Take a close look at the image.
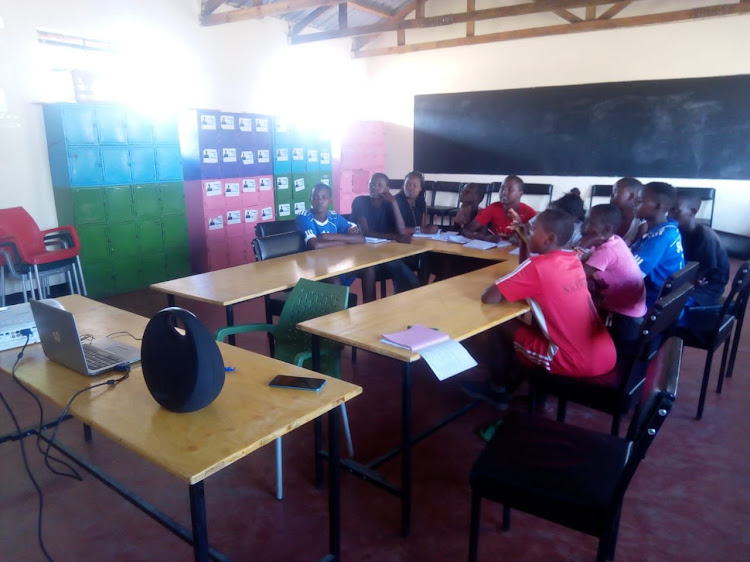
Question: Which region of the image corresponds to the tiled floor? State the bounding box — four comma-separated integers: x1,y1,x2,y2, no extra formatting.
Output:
1,263,749,561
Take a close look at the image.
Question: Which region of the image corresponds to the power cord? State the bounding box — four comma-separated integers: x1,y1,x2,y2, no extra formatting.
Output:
105,331,142,341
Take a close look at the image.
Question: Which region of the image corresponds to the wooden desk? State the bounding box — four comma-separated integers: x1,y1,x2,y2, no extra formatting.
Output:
0,295,361,561
411,237,515,261
298,262,529,536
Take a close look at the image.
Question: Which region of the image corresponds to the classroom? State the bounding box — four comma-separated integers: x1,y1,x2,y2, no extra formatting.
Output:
1,1,750,560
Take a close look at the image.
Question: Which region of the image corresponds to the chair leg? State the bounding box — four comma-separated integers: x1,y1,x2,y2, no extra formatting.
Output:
696,350,715,420
725,315,745,379
716,338,732,394
275,437,283,500
556,398,567,422
468,492,481,562
340,403,354,458
33,265,44,300
351,347,357,363
502,505,511,531
66,270,74,295
380,280,387,299
610,414,621,437
75,256,87,296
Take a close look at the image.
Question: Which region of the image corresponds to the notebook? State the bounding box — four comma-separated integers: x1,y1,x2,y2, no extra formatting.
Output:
29,300,140,376
381,324,449,351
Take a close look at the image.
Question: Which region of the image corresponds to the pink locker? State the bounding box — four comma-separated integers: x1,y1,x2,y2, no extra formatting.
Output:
202,180,224,210
223,178,241,203
240,177,260,205
204,212,226,245
227,237,246,267
257,175,275,207
225,208,244,239
352,170,370,193
206,243,229,271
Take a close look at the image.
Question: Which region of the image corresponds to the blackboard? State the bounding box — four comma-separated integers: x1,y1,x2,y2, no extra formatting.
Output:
413,75,750,180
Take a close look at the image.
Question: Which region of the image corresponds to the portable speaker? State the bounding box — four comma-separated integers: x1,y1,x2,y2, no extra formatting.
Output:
141,307,225,413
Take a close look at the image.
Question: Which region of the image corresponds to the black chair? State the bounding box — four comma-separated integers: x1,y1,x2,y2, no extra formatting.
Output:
678,259,750,419
254,219,297,239
388,178,404,193
522,183,554,211
469,335,682,562
528,282,693,436
589,184,613,208
447,183,490,220
657,261,699,299
676,187,716,227
426,181,462,226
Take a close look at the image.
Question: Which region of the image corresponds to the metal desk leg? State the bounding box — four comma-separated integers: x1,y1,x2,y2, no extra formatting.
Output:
401,362,412,537
189,481,209,562
167,294,175,307
328,405,342,560
225,305,236,346
312,335,324,487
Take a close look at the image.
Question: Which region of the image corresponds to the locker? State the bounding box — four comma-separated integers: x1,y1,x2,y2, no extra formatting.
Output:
162,213,189,248
153,116,180,145
72,188,107,224
68,147,103,186
130,147,157,183
60,105,98,145
101,147,132,185
133,184,161,217
160,182,185,214
113,257,142,293
82,261,115,299
96,106,128,144
138,219,164,253
155,146,183,181
109,222,139,257
140,252,166,286
104,185,135,223
165,246,191,279
126,111,154,144
77,223,110,262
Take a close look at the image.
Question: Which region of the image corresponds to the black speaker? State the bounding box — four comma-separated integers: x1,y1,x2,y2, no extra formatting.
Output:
141,307,225,413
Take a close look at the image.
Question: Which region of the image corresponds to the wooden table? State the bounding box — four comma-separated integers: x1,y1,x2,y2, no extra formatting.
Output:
411,236,514,261
298,262,529,536
0,295,362,561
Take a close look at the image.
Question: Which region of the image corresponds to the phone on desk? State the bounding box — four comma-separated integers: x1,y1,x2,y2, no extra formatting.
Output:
269,374,326,391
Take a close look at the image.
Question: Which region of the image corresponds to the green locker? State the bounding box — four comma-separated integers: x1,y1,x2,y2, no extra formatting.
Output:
140,252,166,286
73,188,107,224
77,223,110,262
162,213,188,248
138,218,164,253
53,188,74,226
104,185,134,223
160,182,185,214
109,222,139,257
82,261,115,298
133,184,161,217
113,257,141,293
165,246,191,279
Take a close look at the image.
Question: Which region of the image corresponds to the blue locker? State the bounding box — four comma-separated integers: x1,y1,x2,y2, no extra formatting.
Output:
273,146,291,174
68,147,102,186
155,147,183,181
220,146,240,177
236,113,254,149
101,147,132,185
126,111,154,144
153,116,180,145
197,110,220,146
218,113,237,145
253,114,273,148
96,106,128,144
130,147,157,183
61,105,98,145
319,143,332,172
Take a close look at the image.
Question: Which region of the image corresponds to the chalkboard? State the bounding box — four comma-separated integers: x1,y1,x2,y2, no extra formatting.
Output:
414,75,750,180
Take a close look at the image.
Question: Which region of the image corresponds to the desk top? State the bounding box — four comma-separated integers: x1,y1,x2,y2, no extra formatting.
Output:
0,295,362,484
150,242,424,306
412,237,515,261
298,261,530,362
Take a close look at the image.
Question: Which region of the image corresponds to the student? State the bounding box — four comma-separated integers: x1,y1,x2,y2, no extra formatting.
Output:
547,188,586,247
465,209,617,406
394,171,439,234
610,177,646,246
350,173,420,298
578,204,647,342
296,183,364,249
670,191,729,306
461,175,535,241
452,183,485,231
631,182,685,308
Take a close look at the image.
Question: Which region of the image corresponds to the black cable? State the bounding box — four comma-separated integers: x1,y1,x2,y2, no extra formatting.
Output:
105,331,142,341
0,334,54,562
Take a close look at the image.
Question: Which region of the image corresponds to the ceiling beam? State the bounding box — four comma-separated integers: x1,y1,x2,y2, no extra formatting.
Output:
349,1,392,18
552,9,583,23
292,0,627,44
202,0,341,26
467,0,475,37
201,0,226,17
586,5,597,20
339,2,348,29
599,1,632,20
290,5,333,36
352,0,420,51
353,2,750,58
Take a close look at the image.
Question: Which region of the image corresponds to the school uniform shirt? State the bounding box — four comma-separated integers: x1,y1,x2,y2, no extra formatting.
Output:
495,250,616,377
631,219,685,308
586,235,647,318
296,210,355,243
475,201,536,237
394,191,426,228
680,224,730,306
350,195,397,233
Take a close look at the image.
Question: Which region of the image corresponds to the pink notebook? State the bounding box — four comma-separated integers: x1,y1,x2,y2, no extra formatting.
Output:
381,324,450,351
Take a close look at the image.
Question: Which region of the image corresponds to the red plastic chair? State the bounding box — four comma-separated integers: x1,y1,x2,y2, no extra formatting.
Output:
0,207,87,301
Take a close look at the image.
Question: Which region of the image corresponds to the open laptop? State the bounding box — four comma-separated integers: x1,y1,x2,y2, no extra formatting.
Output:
30,300,140,376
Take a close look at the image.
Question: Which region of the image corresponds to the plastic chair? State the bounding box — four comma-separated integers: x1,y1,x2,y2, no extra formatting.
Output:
520,183,554,212
589,184,613,208
0,207,86,300
469,336,682,562
215,278,355,500
528,282,692,436
0,244,37,305
426,181,462,226
677,259,750,419
254,219,298,239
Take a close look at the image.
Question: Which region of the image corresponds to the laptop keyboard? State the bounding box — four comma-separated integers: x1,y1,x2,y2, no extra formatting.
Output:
83,346,122,370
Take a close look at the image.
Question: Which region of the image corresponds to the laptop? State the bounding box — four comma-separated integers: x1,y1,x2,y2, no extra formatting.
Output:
30,300,141,376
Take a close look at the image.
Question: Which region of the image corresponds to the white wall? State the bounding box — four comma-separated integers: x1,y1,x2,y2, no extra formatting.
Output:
362,4,750,234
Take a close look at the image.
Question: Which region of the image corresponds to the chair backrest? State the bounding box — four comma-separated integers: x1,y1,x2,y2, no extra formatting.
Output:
254,220,298,239
521,183,554,212
0,207,46,255
388,178,404,194
589,184,613,208
657,261,699,299
429,181,463,209
273,278,350,375
676,187,716,227
251,231,306,262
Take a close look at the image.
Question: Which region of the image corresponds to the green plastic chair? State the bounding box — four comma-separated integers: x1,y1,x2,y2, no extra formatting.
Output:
215,278,354,500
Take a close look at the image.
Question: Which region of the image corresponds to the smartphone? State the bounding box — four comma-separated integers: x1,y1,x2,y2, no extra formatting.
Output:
269,374,326,391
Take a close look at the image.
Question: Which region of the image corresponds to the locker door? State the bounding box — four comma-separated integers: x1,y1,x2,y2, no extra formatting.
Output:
133,184,160,217
113,257,142,294
153,117,180,145
160,182,185,214
82,261,115,299
139,252,166,286
101,147,132,185
109,222,139,257
61,105,98,145
72,188,106,224
95,106,127,144
162,213,189,248
125,111,153,144
104,185,135,223
68,147,103,186
138,218,164,253
155,146,183,181
77,223,110,262
130,147,157,183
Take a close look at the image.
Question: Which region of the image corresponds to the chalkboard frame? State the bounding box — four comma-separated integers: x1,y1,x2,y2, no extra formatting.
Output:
413,75,750,180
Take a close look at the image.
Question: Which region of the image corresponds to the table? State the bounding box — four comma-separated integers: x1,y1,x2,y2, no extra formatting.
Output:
298,262,530,535
0,295,362,561
411,236,514,261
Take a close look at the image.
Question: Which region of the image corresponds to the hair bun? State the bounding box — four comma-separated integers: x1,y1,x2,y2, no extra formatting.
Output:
569,187,581,197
